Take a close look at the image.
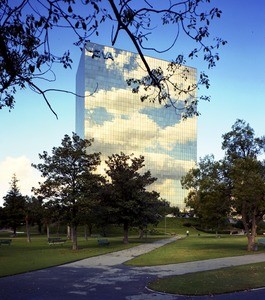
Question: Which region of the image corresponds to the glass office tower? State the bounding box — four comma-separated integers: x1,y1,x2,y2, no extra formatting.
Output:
76,42,197,209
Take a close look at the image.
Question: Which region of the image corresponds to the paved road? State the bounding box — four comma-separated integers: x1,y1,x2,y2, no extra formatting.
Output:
1,237,265,299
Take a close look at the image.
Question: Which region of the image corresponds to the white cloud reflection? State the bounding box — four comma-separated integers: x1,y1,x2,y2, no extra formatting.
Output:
80,43,197,208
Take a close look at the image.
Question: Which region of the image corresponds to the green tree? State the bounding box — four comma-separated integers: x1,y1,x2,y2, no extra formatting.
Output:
32,133,101,250
182,120,265,251
0,206,5,229
168,206,180,217
24,196,45,242
182,155,231,234
137,191,164,239
2,174,26,236
42,200,62,239
78,172,106,238
222,119,265,251
231,158,265,250
105,152,161,243
222,119,265,161
1,1,225,117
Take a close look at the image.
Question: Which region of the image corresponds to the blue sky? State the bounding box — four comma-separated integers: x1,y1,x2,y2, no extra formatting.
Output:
0,0,264,205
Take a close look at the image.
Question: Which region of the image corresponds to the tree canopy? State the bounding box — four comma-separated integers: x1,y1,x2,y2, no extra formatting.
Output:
222,119,265,250
105,152,163,243
222,119,265,160
181,155,231,233
182,120,265,251
0,0,226,117
32,133,102,250
2,174,26,236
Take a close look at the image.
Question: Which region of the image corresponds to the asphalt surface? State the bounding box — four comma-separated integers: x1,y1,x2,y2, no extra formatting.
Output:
1,236,265,300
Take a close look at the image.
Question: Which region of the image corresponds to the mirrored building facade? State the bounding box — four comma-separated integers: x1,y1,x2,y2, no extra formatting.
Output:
76,42,197,209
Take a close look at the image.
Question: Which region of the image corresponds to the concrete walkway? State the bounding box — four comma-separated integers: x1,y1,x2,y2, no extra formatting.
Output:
1,236,265,299
67,236,181,267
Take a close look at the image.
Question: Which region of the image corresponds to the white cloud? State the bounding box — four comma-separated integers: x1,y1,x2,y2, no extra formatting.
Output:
83,47,197,208
151,178,188,209
86,86,160,115
0,156,42,207
87,111,158,155
157,117,197,150
144,152,195,179
86,86,197,156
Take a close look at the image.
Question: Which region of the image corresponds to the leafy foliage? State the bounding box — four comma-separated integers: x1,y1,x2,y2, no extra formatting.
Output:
2,174,26,235
181,155,231,231
32,133,102,249
182,120,265,250
222,119,265,160
105,152,163,243
24,196,44,238
0,0,226,117
222,120,265,250
231,158,265,225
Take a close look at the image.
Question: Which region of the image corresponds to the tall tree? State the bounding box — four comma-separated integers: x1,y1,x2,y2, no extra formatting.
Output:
28,196,44,235
32,133,101,250
230,158,265,251
105,152,161,243
222,119,265,160
182,120,265,251
222,119,265,251
24,196,45,242
181,155,231,234
78,172,106,238
1,1,226,117
41,200,62,239
2,174,26,236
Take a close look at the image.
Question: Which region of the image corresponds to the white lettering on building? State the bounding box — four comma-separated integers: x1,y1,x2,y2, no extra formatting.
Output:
87,48,114,61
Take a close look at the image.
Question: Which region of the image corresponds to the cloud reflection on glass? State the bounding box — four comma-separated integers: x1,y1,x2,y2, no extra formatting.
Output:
76,42,197,209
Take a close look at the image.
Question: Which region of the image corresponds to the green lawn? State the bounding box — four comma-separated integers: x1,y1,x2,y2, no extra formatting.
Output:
0,235,164,277
126,235,254,266
148,262,265,295
2,219,265,296
125,233,265,296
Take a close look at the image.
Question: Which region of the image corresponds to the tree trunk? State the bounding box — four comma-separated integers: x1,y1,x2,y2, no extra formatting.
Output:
56,221,60,235
88,224,92,236
25,215,31,243
84,225,88,241
46,223,50,239
242,205,258,251
67,226,71,240
139,227,144,239
123,222,129,244
247,212,259,251
13,226,17,237
71,225,78,250
247,234,256,251
37,222,42,235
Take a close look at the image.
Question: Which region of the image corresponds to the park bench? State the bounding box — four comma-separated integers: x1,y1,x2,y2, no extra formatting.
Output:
258,238,265,247
48,237,67,245
0,239,12,246
98,239,110,246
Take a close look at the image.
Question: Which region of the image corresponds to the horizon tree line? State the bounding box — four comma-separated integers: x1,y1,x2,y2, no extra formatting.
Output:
1,119,264,252
0,133,168,250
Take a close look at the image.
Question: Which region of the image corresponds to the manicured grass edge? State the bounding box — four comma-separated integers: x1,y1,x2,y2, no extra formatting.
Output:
0,235,167,278
147,262,265,296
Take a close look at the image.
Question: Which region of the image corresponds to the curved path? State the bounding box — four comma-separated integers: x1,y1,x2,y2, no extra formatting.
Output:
1,236,265,300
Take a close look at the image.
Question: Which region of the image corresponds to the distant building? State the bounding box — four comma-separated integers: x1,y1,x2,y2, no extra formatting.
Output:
76,42,197,209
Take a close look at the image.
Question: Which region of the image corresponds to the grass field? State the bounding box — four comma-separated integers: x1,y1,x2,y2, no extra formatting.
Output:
148,261,265,295
2,218,265,296
126,235,253,266
0,234,164,277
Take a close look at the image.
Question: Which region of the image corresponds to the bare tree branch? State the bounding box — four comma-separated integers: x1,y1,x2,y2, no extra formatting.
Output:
0,0,226,117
